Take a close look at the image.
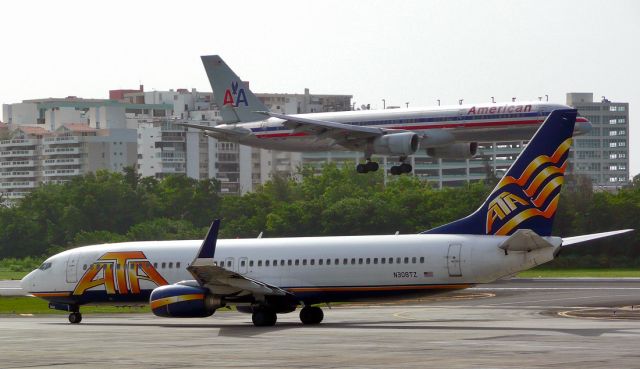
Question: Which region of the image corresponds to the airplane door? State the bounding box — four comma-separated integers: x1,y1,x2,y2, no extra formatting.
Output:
239,257,248,275
447,244,462,277
225,257,235,272
66,252,80,283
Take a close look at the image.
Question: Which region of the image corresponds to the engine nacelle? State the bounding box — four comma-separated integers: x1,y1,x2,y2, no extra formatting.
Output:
150,284,223,318
371,132,419,156
426,142,478,159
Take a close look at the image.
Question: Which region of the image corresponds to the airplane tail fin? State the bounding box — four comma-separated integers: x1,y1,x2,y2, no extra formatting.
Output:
201,55,269,124
422,109,577,237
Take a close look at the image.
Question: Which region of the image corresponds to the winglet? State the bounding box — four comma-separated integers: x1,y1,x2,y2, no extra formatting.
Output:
196,219,220,259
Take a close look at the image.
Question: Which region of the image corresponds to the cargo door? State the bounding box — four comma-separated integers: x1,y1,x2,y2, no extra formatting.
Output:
447,243,462,277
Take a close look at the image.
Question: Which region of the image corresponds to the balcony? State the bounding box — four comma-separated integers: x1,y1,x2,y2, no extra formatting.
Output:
3,191,30,199
0,160,36,168
1,181,37,189
43,147,80,155
43,169,81,177
43,136,79,144
43,158,81,166
0,139,38,147
0,150,36,157
0,171,36,178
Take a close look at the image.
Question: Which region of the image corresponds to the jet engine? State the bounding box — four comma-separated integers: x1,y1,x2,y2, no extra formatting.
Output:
150,284,223,318
371,132,419,156
426,142,478,159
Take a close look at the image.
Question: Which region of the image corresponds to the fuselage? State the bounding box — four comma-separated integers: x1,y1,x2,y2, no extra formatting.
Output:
216,101,591,152
21,234,562,306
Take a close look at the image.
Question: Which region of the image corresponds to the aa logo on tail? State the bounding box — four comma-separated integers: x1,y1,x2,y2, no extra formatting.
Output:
485,138,572,235
223,81,248,107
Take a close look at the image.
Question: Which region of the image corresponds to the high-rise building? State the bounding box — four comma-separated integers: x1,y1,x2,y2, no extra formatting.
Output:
566,93,629,190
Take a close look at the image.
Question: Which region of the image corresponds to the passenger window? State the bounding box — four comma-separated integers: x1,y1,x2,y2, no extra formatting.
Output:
420,257,425,263
161,262,166,269
213,261,217,266
358,258,363,265
404,257,409,264
287,260,292,266
412,257,417,264
176,262,181,269
249,260,254,267
319,259,323,265
374,258,378,264
335,258,339,265
83,264,87,270
280,260,285,266
168,262,173,269
154,262,158,269
116,263,121,270
273,260,277,266
351,258,355,265
295,259,299,266
389,258,393,264
396,257,401,264
310,259,315,266
265,260,270,266
381,258,386,264
240,260,246,267
258,260,263,267
343,258,348,265
326,259,331,265
303,259,307,266
366,258,370,264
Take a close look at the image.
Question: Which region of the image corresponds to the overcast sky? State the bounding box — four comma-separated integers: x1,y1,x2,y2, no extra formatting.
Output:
1,0,639,175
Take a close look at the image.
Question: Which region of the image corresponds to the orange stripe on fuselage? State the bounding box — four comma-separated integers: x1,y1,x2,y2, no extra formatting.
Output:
31,292,71,297
286,284,472,293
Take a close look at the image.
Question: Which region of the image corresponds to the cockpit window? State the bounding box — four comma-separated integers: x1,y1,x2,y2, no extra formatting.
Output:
38,262,52,271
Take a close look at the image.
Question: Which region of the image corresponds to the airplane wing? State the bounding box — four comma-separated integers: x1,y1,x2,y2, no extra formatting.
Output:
176,122,251,138
186,220,293,299
561,229,634,247
262,111,410,143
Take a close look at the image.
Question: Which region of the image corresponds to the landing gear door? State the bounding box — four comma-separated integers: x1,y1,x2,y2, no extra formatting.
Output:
447,243,462,277
66,252,80,283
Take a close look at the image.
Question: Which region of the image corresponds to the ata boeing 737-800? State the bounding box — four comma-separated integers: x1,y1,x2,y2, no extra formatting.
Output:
21,109,629,327
179,55,592,175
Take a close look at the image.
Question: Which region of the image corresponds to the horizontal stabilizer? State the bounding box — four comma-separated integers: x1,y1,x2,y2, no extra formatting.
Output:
176,122,251,137
562,229,634,247
498,229,558,252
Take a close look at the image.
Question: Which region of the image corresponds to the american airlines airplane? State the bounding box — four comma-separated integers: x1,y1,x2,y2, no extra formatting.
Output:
21,109,629,327
179,55,592,175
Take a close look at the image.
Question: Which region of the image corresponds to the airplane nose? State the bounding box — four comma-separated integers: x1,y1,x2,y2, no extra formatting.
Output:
20,270,37,293
575,120,592,135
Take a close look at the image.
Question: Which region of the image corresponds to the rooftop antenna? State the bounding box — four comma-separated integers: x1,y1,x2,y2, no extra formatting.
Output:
538,96,542,101
512,97,516,102
437,99,441,106
459,99,464,105
545,94,549,102
491,97,495,103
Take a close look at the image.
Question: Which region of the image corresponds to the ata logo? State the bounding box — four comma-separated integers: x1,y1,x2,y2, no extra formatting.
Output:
223,81,248,107
73,251,168,296
486,192,528,234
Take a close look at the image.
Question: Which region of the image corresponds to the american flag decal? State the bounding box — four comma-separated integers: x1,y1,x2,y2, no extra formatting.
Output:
423,272,434,277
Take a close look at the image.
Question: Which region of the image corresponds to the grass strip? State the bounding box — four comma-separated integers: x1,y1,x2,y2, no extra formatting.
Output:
0,296,150,315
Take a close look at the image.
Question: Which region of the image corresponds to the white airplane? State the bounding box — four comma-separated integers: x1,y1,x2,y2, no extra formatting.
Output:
21,110,629,327
179,55,592,175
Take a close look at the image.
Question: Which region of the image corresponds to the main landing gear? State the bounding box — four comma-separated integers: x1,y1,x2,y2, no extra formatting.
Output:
252,308,277,327
299,306,324,325
390,162,412,175
356,160,379,174
68,312,82,324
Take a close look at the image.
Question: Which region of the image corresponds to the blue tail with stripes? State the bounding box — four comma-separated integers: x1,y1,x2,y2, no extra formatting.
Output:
422,109,577,236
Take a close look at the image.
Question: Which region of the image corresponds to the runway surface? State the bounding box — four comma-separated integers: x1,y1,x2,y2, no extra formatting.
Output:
1,278,640,368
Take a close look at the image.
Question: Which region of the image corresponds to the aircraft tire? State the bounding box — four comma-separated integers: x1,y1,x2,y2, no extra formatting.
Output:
252,309,277,327
356,164,368,174
68,312,82,324
390,166,401,175
365,161,379,172
299,306,324,325
400,163,412,173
